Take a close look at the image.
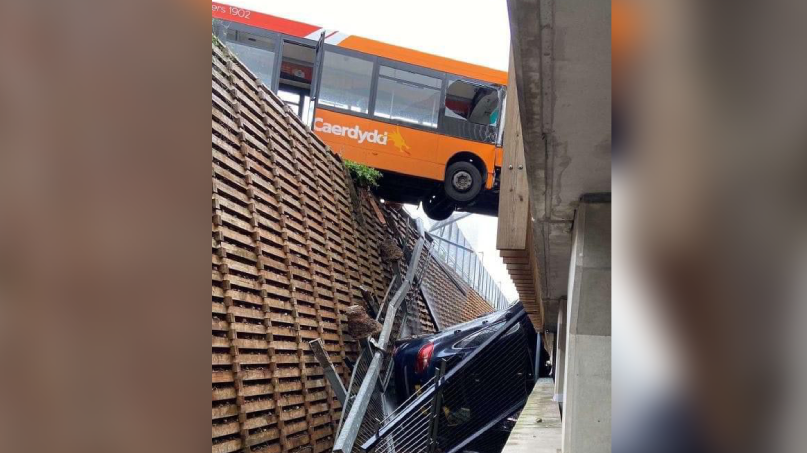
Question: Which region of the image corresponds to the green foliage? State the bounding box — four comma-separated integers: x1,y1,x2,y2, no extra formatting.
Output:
344,160,383,188
212,33,224,49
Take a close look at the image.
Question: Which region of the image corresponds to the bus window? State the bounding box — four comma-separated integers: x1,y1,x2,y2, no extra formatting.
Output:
223,29,276,87
373,65,442,128
444,79,500,126
278,90,302,114
318,51,374,114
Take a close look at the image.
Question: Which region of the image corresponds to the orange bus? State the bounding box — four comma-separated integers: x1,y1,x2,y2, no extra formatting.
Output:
213,2,508,220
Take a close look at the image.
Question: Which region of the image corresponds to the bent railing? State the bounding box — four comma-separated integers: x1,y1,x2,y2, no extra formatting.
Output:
334,219,431,453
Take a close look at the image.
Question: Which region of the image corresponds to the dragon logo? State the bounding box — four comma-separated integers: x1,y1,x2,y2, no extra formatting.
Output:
388,126,411,155
313,118,412,154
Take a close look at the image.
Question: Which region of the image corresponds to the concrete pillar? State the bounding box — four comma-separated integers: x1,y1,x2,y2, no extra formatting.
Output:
554,298,567,410
561,200,611,453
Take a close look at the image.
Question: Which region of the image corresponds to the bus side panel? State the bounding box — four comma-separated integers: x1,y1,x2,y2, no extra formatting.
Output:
362,149,444,183
312,109,498,189
436,136,498,189
313,109,443,182
495,146,504,168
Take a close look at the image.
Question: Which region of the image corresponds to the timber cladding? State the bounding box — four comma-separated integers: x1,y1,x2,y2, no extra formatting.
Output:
212,40,490,453
421,257,493,329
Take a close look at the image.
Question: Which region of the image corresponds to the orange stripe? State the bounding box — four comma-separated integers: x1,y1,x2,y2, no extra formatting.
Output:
212,2,320,37
338,36,508,86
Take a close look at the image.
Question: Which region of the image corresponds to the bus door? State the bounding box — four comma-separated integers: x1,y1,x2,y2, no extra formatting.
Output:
275,36,318,124
496,86,507,148
307,32,326,129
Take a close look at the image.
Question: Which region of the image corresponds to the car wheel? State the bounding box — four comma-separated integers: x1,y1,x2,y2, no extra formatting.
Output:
444,161,483,203
423,193,455,221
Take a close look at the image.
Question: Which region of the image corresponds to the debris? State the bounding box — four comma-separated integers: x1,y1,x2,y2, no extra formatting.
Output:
368,195,387,224
380,238,403,263
359,286,380,318
346,305,382,340
386,201,404,211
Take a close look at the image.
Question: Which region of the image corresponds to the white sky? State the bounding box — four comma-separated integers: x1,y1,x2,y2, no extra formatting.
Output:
218,0,517,302
220,0,511,71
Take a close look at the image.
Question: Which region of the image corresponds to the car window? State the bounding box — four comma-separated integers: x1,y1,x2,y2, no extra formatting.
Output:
444,79,500,126
504,322,521,336
453,322,503,349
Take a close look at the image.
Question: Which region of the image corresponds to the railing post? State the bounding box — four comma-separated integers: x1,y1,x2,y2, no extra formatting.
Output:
428,359,448,453
308,338,347,405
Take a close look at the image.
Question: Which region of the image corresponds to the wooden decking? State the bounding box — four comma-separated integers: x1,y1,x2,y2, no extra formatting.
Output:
501,379,562,453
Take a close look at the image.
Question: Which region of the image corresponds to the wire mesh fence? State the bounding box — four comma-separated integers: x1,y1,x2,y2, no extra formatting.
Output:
396,236,433,342
379,374,436,426
339,346,373,430
373,397,432,453
355,386,386,452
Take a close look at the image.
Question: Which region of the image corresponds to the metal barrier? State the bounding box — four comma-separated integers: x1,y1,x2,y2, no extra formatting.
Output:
362,306,536,453
428,217,509,310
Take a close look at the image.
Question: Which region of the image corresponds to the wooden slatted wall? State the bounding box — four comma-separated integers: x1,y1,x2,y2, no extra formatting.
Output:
212,40,491,453
421,258,494,329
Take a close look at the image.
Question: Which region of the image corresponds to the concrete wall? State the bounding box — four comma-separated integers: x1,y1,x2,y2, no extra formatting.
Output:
561,201,611,453
506,0,611,448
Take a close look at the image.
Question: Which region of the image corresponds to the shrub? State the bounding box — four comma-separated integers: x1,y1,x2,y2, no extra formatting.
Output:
344,160,383,188
212,33,224,49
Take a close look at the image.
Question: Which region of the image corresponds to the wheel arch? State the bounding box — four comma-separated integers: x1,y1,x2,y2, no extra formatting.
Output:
446,151,487,184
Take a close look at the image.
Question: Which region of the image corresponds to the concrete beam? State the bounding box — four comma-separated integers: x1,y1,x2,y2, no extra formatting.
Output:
506,0,611,325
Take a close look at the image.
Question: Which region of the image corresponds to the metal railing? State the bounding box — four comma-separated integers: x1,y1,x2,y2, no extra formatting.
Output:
427,217,509,310
334,219,432,453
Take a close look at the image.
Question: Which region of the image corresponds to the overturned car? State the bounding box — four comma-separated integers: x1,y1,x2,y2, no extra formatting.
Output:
364,302,548,453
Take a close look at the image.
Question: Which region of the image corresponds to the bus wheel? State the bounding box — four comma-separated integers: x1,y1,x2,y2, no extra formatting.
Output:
444,161,483,203
423,193,456,221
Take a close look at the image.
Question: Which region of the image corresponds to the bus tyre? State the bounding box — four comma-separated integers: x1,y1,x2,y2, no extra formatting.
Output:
423,194,456,221
444,161,483,203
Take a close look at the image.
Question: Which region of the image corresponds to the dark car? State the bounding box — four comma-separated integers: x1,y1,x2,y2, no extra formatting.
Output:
392,301,538,405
